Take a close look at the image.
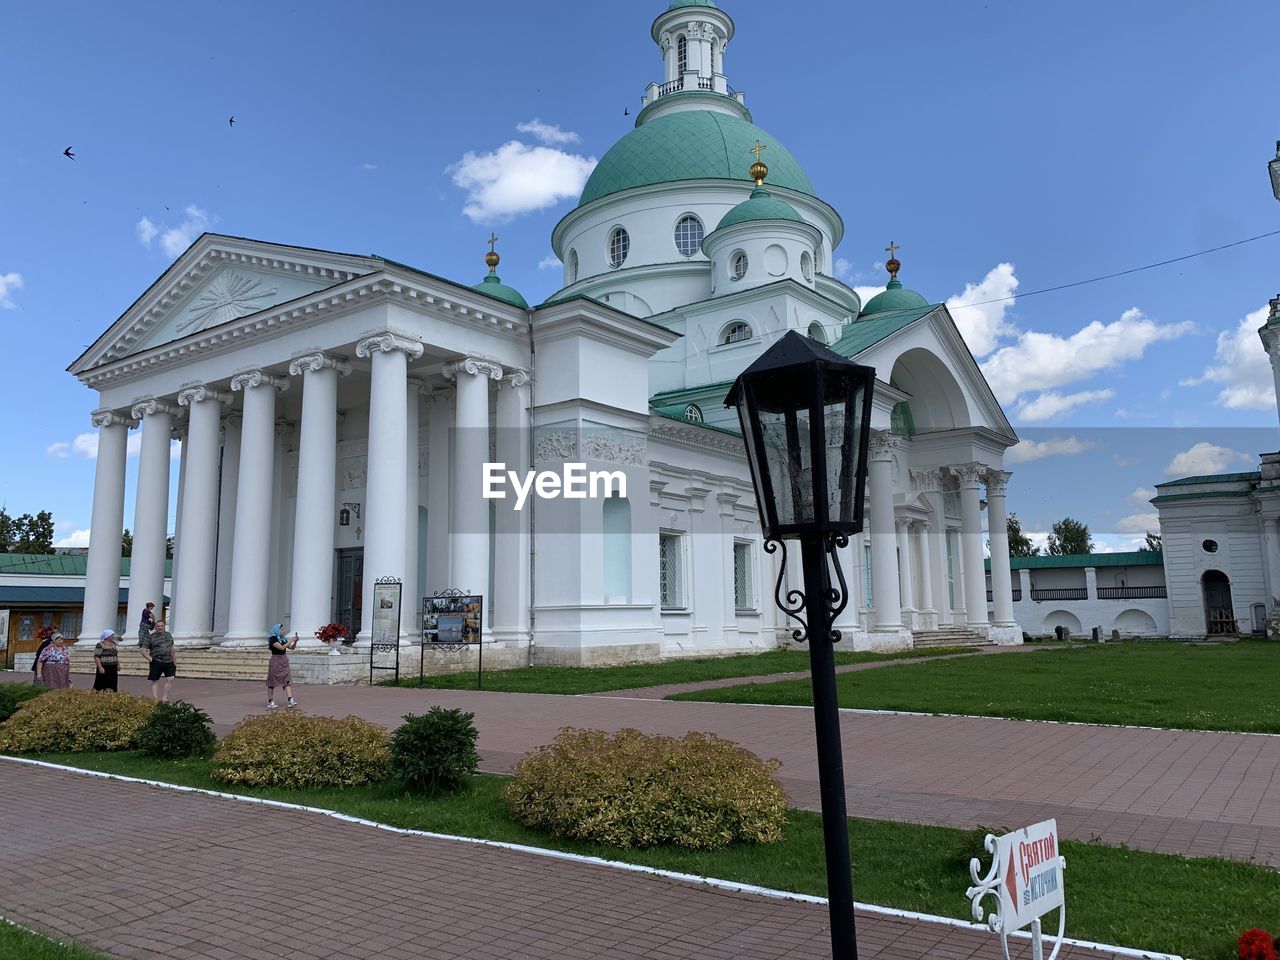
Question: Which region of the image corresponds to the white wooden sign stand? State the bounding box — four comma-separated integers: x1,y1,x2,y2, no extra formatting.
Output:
966,819,1067,960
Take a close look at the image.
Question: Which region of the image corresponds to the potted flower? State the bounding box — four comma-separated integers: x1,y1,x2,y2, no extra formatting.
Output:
315,623,352,657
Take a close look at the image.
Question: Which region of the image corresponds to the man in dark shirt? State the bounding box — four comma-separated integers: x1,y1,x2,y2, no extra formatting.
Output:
139,619,178,701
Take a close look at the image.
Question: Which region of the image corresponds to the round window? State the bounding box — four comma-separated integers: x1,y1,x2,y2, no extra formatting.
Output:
673,215,704,257
730,250,748,280
608,227,630,268
801,250,813,281
1202,539,1219,553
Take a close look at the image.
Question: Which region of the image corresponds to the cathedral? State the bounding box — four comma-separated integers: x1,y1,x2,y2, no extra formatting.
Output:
68,0,1023,673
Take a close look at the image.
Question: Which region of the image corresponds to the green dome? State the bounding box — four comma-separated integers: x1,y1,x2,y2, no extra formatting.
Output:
859,277,928,318
715,186,804,231
578,111,815,206
472,273,528,309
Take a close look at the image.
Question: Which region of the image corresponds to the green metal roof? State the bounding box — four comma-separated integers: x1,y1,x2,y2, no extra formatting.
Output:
829,303,936,358
859,278,929,318
984,551,1164,571
1157,471,1259,487
651,410,742,437
0,586,154,605
471,273,529,309
714,186,804,231
0,553,172,578
649,378,735,406
578,111,815,206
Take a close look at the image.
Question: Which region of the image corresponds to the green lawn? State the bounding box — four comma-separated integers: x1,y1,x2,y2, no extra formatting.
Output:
382,645,980,694
0,921,110,960
16,751,1277,960
672,640,1280,732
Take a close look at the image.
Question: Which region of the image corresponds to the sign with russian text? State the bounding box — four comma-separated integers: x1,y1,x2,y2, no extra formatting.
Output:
991,819,1063,932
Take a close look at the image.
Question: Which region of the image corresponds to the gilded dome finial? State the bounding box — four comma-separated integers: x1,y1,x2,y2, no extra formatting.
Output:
748,139,768,186
884,240,900,279
485,232,500,272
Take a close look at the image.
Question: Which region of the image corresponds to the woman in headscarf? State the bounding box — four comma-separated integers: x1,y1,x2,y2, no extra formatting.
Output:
266,623,299,709
35,632,72,688
93,629,120,692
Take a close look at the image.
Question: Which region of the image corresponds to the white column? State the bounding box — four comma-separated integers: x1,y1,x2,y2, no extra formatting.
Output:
168,424,189,621
212,414,241,635
1259,319,1280,431
424,387,454,592
985,470,1017,628
356,334,424,642
912,468,950,626
868,433,902,630
173,386,229,645
126,400,174,639
493,369,532,643
288,354,348,647
913,520,935,622
951,525,966,623
221,372,288,644
954,463,990,631
895,517,915,628
80,409,134,642
447,357,503,633
404,377,425,639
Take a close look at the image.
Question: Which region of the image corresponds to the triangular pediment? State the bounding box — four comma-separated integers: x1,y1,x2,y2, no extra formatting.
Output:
70,233,383,374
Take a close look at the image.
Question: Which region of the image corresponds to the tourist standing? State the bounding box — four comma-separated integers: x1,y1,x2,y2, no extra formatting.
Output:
35,633,72,688
266,624,298,709
93,629,120,692
139,619,177,702
31,631,56,683
138,600,157,646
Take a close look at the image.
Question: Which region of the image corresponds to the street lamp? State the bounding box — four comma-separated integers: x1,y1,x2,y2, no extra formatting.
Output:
1271,140,1280,202
726,330,875,960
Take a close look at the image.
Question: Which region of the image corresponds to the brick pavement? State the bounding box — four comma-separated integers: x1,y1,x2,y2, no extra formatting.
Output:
0,762,1130,960
4,670,1279,867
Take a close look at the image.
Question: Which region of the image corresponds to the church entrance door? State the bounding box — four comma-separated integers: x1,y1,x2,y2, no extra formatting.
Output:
1202,570,1236,635
336,548,363,637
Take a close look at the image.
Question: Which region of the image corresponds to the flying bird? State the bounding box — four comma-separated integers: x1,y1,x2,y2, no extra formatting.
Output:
229,115,236,127
623,107,629,116
63,146,75,160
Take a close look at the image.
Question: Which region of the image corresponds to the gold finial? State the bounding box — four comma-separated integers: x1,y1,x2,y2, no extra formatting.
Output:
884,241,901,279
748,140,768,186
484,232,500,272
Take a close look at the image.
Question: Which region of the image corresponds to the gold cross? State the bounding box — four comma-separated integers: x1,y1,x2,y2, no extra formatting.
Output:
488,233,499,254
749,140,766,163
885,241,899,259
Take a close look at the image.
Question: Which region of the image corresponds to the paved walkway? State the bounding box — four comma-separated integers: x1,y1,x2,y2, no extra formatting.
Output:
0,762,1128,960
5,668,1278,868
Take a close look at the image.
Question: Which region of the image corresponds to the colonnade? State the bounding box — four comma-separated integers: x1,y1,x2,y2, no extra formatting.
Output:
78,342,533,649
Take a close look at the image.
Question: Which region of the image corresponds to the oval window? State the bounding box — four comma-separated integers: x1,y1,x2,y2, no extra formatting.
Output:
1202,539,1219,553
608,227,630,268
673,215,704,257
730,250,748,280
801,250,813,281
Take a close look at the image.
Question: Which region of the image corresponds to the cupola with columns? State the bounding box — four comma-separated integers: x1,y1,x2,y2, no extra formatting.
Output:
643,0,742,123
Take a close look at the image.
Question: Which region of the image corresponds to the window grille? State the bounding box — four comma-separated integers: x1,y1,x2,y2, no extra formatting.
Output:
683,403,703,423
660,532,684,609
721,321,752,344
608,227,630,268
678,35,688,73
734,541,753,610
673,215,704,257
731,251,748,280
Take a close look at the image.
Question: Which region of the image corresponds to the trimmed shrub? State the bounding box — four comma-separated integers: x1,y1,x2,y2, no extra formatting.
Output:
504,727,788,850
0,689,155,753
136,700,217,759
389,707,480,795
0,684,47,723
212,712,390,788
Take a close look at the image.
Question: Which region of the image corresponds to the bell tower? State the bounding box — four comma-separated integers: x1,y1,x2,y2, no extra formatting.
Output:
641,2,744,123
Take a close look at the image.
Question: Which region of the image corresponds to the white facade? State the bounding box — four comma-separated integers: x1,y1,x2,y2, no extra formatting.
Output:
68,3,1026,670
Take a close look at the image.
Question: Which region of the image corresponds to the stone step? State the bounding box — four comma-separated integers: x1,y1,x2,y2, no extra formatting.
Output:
64,647,348,682
911,629,988,649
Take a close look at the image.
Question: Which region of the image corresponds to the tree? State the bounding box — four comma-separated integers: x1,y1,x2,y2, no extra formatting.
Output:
1139,531,1162,553
1046,517,1092,556
7,510,55,555
1004,513,1040,558
166,535,174,560
0,508,13,552
121,529,133,557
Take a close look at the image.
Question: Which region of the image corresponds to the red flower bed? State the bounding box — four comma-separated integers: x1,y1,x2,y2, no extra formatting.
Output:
1238,929,1277,960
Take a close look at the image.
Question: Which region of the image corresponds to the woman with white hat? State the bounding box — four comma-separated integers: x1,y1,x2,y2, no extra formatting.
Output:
93,629,120,692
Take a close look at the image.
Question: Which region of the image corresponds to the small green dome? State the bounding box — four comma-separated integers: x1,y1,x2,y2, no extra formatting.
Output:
578,111,814,206
668,0,717,7
859,277,928,318
472,273,528,309
716,186,805,230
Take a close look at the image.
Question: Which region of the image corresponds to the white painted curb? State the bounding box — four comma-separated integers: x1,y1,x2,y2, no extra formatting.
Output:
1,756,1184,960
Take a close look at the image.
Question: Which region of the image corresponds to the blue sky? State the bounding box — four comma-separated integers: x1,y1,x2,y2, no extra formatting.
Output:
2,0,1278,550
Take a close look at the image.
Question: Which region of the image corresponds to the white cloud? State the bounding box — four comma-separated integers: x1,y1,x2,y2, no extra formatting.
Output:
449,141,596,223
361,163,378,171
54,520,75,533
1164,441,1253,478
1004,436,1095,463
946,262,1019,358
1015,388,1115,423
0,271,23,309
46,441,70,459
1184,305,1274,410
538,254,561,270
1114,512,1160,535
54,529,91,549
136,205,216,259
981,308,1195,405
1127,486,1156,505
515,119,581,146
48,431,143,460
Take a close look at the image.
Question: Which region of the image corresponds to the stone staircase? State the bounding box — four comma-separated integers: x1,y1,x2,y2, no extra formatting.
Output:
911,628,989,649
67,645,277,682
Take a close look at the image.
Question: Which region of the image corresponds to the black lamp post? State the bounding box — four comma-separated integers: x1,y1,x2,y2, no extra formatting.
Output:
726,330,875,960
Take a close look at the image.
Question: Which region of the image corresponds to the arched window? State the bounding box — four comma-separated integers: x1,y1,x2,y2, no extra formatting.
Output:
677,35,688,73
603,496,632,604
683,403,703,423
608,226,630,268
568,248,578,284
710,40,717,75
721,321,752,345
815,239,825,274
730,250,748,280
807,321,826,343
673,215,704,257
